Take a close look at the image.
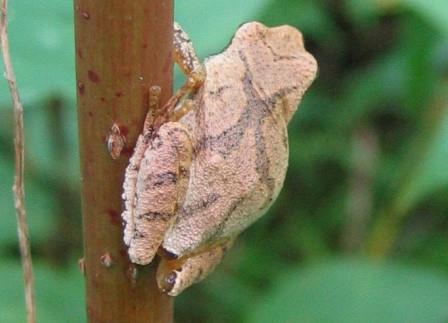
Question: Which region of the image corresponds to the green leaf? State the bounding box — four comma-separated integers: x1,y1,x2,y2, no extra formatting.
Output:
397,101,448,212
0,1,75,106
259,0,336,39
0,261,85,323
401,0,448,35
344,0,382,25
248,259,448,323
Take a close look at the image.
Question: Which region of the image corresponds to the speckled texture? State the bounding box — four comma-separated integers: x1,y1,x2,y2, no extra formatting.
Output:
163,22,317,255
122,21,317,294
122,123,192,264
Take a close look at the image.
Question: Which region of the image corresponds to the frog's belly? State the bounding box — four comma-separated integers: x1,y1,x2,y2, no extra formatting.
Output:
162,123,288,256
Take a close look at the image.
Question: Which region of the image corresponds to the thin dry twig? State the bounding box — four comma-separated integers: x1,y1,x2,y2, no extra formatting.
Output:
0,1,36,322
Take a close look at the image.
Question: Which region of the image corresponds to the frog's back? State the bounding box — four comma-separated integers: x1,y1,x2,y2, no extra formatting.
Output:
163,22,317,256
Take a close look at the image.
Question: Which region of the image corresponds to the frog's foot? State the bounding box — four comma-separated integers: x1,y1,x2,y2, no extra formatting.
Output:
156,239,234,296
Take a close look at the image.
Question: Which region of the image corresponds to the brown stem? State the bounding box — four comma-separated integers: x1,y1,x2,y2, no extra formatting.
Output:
0,1,36,323
74,1,174,322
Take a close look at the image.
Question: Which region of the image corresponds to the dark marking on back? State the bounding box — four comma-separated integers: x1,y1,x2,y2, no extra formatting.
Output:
138,211,172,222
179,193,220,219
209,85,231,97
145,171,178,187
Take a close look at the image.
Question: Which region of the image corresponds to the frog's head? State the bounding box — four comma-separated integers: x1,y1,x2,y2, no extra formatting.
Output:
231,22,317,123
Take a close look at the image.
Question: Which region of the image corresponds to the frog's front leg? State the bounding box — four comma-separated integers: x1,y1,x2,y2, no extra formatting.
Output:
156,239,234,296
173,22,203,80
122,122,193,265
161,23,206,120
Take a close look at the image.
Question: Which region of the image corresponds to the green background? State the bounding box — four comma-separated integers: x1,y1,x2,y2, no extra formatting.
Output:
1,0,448,322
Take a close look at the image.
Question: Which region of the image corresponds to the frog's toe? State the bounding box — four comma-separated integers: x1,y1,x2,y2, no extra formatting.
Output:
156,239,234,296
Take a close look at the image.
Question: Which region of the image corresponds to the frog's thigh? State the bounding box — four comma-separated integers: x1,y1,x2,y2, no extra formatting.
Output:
156,239,234,296
127,122,192,265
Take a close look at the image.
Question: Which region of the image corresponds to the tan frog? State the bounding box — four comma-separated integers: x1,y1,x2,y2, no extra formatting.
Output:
121,22,317,296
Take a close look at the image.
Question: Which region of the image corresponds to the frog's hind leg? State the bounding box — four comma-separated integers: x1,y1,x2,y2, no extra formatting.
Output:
156,239,235,296
162,23,206,119
123,122,193,265
122,85,162,250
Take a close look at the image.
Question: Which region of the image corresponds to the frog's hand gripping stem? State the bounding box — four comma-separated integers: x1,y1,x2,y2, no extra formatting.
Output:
122,122,192,265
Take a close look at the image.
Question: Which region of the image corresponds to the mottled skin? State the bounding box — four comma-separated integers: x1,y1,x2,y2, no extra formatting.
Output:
122,22,317,296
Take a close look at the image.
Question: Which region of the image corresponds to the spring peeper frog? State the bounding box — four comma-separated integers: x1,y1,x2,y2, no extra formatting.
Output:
121,21,317,296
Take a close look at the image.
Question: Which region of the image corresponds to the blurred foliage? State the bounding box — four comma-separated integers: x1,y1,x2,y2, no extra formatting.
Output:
248,259,448,323
1,0,448,322
0,261,84,323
